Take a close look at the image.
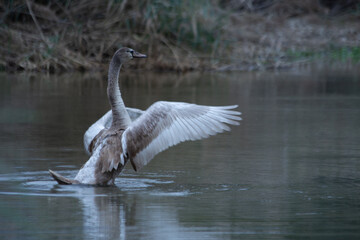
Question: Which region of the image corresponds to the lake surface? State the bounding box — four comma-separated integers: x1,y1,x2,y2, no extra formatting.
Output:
0,67,359,239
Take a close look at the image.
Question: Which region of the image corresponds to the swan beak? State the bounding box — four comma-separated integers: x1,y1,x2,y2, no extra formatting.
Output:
132,51,147,58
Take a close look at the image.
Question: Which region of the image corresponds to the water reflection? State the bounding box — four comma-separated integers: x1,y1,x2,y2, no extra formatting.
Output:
73,186,126,240
0,67,360,239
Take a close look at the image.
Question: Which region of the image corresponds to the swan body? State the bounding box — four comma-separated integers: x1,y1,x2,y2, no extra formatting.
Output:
83,107,144,156
49,47,241,186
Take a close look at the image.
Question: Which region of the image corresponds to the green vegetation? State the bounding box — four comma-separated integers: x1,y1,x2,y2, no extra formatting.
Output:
0,0,359,72
288,46,360,63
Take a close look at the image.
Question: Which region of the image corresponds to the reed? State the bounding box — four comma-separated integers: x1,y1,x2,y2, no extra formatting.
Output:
0,0,359,72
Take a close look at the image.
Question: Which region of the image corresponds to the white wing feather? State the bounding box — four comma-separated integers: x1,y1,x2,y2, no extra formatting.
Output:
122,101,241,171
83,107,144,155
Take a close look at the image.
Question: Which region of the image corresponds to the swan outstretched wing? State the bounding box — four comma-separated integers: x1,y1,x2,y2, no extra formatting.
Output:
122,101,241,171
83,107,144,155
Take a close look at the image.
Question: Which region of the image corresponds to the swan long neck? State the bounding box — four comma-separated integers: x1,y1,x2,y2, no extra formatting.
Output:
107,56,131,129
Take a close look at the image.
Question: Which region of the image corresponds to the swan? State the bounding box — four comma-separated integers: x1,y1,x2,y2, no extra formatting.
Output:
49,47,242,186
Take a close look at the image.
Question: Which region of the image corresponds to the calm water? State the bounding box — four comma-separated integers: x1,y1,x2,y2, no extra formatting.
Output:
0,67,360,239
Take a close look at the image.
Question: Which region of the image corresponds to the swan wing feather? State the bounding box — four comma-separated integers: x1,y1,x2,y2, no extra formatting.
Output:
122,101,241,171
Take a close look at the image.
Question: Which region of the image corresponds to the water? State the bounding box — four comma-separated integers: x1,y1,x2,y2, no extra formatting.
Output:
0,67,360,239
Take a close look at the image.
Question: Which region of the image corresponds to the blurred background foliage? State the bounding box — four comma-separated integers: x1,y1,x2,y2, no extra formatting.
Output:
0,0,359,72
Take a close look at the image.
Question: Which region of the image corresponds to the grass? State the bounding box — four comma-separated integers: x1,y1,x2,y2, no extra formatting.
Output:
288,46,360,63
0,0,359,72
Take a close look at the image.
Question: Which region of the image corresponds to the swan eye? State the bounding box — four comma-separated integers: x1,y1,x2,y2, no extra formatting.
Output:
128,50,134,55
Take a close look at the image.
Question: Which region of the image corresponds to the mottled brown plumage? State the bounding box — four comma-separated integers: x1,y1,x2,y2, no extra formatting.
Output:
94,130,126,185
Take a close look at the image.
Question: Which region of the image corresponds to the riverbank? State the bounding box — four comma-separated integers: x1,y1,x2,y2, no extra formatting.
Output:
1,0,359,72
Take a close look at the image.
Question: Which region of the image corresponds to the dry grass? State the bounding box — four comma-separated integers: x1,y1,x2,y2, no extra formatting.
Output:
0,0,359,72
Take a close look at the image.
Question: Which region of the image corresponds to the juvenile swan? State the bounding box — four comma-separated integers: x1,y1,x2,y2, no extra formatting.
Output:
49,47,241,186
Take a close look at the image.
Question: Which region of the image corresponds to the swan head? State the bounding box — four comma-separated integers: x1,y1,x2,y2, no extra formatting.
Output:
114,47,147,63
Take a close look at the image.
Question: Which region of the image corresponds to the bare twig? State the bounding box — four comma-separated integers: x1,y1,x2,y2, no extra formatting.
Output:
25,0,49,48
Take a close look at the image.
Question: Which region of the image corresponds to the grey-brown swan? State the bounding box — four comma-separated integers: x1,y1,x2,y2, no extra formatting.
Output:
49,47,241,186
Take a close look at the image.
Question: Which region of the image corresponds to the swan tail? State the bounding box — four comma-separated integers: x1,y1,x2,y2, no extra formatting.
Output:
49,169,79,185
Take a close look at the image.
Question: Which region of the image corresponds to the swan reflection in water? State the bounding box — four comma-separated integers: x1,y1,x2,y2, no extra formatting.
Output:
52,182,214,239
76,186,128,240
